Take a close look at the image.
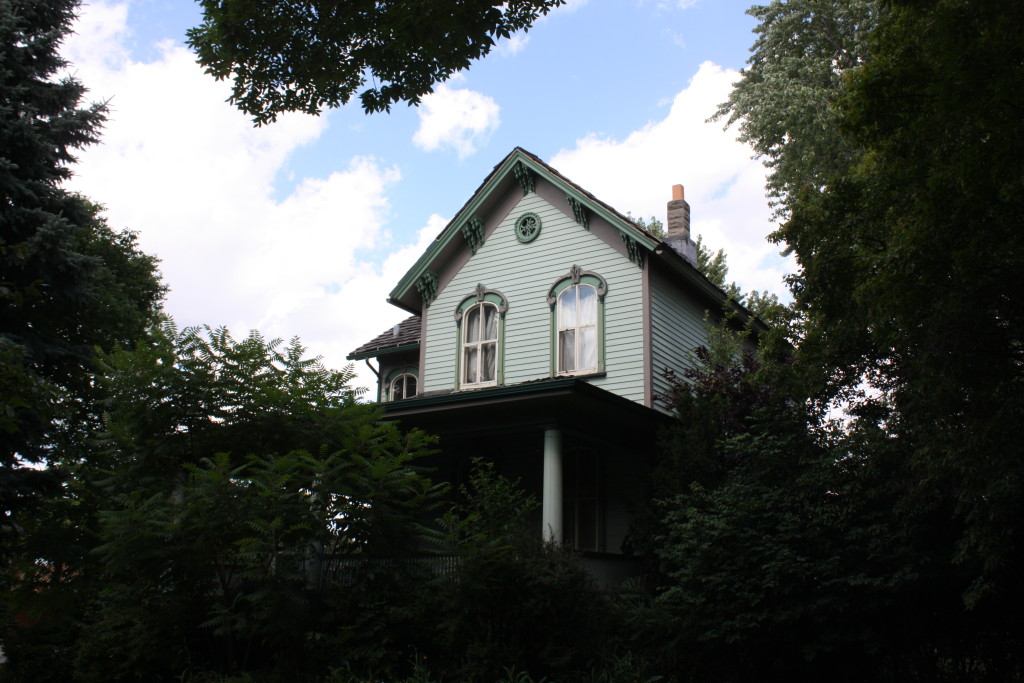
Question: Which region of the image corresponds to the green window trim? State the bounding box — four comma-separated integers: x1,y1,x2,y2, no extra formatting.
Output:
454,284,508,390
383,366,419,402
547,266,607,377
514,211,542,243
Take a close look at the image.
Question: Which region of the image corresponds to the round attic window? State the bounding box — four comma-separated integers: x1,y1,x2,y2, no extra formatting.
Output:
514,212,541,243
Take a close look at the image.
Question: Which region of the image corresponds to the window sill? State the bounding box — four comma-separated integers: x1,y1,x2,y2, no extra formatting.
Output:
555,370,606,380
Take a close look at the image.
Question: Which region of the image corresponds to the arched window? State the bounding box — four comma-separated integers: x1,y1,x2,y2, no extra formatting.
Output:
454,284,508,390
547,266,607,377
389,373,417,401
557,284,598,374
462,302,498,386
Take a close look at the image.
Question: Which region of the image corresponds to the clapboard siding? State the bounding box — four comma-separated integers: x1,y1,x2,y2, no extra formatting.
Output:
649,266,709,411
423,189,645,404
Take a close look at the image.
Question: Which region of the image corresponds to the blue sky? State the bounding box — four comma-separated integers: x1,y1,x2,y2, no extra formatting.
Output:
63,0,784,393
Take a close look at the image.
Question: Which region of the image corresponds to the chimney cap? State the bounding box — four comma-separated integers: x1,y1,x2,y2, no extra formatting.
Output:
672,184,684,201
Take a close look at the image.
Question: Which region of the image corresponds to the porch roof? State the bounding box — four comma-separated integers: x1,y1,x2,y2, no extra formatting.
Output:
380,377,672,449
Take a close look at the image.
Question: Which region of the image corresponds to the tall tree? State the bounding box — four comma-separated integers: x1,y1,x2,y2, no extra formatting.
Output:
187,0,566,125
782,0,1024,612
710,0,1024,676
0,0,163,554
713,0,881,215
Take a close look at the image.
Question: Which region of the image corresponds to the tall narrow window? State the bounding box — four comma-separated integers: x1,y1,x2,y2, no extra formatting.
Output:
463,302,498,386
563,449,601,552
548,266,606,378
558,284,598,374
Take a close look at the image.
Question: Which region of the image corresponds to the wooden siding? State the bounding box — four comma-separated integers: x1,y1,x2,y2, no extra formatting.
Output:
423,189,646,404
649,265,709,412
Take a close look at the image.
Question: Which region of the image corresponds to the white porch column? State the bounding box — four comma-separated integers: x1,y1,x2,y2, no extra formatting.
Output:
542,428,563,543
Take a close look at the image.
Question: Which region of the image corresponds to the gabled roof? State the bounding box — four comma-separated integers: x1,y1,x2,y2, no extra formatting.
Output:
387,147,664,313
371,147,766,339
346,315,420,360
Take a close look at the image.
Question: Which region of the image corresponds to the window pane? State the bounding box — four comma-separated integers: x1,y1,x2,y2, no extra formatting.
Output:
564,502,576,548
464,347,478,384
577,500,598,551
579,326,597,370
481,342,496,381
406,376,416,397
558,288,576,328
484,304,498,341
578,285,597,325
391,378,404,401
465,307,480,343
559,329,575,372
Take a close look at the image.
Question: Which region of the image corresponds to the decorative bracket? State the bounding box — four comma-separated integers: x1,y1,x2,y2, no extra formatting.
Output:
416,271,439,308
621,235,645,269
460,216,485,255
566,195,589,230
513,160,536,196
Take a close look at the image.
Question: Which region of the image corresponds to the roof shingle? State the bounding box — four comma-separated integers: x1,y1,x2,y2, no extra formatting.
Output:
347,315,421,360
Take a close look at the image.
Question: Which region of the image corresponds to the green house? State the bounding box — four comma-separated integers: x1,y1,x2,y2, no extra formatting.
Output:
348,148,759,583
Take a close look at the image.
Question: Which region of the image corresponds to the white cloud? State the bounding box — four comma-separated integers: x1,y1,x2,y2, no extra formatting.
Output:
61,1,431,395
495,33,530,57
551,61,789,298
412,84,500,158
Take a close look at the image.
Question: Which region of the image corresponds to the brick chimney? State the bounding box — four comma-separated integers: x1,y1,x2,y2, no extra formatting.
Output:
665,184,697,264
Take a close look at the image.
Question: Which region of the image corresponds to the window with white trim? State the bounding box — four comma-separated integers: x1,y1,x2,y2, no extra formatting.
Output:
389,373,417,401
454,285,508,390
547,266,607,377
462,302,499,386
557,284,598,374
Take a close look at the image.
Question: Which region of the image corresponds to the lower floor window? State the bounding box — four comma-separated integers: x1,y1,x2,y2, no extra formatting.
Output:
389,373,417,401
563,449,601,552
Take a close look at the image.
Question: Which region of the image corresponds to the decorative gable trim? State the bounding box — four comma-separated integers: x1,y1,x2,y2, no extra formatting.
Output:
388,148,659,311
621,234,645,269
460,216,485,255
566,195,589,230
512,160,535,196
415,271,439,308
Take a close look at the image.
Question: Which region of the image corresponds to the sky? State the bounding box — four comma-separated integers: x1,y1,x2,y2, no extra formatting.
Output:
61,0,786,395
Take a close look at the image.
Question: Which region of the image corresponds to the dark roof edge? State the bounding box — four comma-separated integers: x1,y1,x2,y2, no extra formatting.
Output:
346,343,420,361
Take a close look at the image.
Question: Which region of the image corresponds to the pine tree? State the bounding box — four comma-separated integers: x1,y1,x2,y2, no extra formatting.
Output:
1,0,163,554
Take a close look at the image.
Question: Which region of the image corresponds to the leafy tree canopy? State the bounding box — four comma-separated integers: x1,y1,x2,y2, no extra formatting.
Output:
6,320,443,680
713,0,881,215
187,0,566,125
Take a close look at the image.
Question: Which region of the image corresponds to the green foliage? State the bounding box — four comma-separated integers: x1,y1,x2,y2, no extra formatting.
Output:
430,460,617,682
0,1,163,639
713,0,881,214
436,458,537,551
625,213,666,239
779,0,1024,616
187,0,566,125
4,320,443,681
662,1,1024,678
